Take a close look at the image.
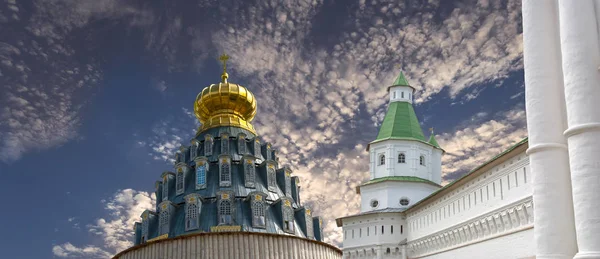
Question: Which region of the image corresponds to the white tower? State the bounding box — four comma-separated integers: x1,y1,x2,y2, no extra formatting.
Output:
362,71,443,212
336,71,443,259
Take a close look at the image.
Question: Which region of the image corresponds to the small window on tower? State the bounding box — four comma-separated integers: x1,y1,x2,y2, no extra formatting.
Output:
393,91,396,99
400,197,410,206
370,199,379,208
398,153,406,163
379,154,385,165
401,92,404,98
420,155,425,166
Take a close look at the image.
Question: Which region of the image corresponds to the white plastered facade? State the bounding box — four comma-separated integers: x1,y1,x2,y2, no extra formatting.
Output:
339,140,534,259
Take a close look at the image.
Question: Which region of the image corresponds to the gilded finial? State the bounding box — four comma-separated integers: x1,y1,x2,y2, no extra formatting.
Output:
219,54,230,83
429,127,434,134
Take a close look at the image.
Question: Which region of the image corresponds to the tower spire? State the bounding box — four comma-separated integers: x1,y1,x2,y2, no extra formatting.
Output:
219,53,230,83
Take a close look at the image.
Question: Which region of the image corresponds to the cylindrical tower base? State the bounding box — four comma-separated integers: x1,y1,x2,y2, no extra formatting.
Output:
113,232,342,259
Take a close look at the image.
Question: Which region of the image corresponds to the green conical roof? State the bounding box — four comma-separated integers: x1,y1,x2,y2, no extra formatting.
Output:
428,134,440,148
374,101,425,141
392,71,410,86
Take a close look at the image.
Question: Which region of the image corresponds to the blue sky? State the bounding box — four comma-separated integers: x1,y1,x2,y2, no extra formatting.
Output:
0,0,526,258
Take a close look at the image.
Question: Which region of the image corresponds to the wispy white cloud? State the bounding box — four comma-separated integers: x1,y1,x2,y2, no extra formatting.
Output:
52,243,112,259
0,0,156,163
145,108,198,163
52,189,156,258
438,106,527,180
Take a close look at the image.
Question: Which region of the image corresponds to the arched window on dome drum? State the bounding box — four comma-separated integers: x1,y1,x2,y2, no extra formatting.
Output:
141,217,149,243
162,177,168,201
175,152,181,163
379,154,385,165
221,134,229,154
398,153,406,163
176,169,184,195
159,209,170,235
244,159,255,188
284,171,292,197
190,143,197,160
251,200,266,228
420,155,425,166
196,163,207,189
305,210,314,238
220,158,231,187
254,139,261,158
219,200,232,225
238,135,246,155
401,92,404,98
185,201,200,231
267,165,276,192
266,144,272,160
283,203,294,233
204,135,213,156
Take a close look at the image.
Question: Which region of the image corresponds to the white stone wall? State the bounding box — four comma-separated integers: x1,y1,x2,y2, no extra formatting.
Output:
370,140,438,184
417,228,534,259
406,152,530,241
342,213,405,250
406,150,533,258
114,232,342,259
361,182,439,212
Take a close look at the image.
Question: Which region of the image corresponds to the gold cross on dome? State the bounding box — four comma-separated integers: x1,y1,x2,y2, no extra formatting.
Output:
429,127,434,134
219,54,229,73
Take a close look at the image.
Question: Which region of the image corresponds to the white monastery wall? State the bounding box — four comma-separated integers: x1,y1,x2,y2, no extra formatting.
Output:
407,150,532,258
342,213,406,250
417,228,534,259
370,141,439,184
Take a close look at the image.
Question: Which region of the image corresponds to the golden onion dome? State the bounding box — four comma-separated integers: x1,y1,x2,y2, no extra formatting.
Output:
193,55,257,134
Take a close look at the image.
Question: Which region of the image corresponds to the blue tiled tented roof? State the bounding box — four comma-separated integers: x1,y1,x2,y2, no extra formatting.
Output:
133,125,322,247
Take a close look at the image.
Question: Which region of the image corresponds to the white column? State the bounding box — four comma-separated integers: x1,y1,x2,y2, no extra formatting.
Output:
522,1,578,258
559,1,600,258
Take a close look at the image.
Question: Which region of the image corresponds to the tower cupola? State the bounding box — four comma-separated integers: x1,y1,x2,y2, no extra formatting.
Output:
388,71,415,104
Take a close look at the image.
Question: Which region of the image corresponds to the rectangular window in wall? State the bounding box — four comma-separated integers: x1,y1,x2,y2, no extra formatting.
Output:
500,179,504,199
480,189,483,202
